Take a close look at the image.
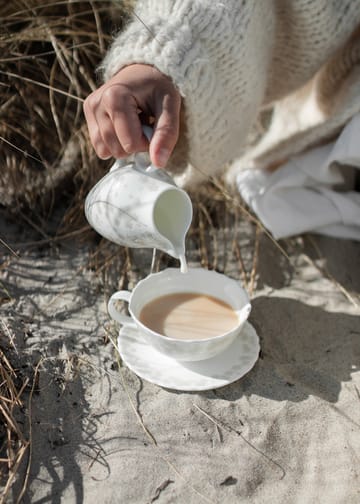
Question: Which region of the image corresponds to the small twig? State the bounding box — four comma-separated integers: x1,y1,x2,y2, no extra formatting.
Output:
109,334,215,503
198,202,218,271
87,448,104,471
0,237,20,258
1,445,29,502
150,248,157,275
209,177,290,261
0,70,84,102
18,211,50,241
354,385,360,401
10,225,91,248
304,237,360,308
0,135,43,165
197,201,209,269
1,321,18,354
15,358,43,504
108,335,158,446
0,348,34,503
193,403,286,480
232,240,249,289
149,479,174,503
192,403,242,436
248,224,261,295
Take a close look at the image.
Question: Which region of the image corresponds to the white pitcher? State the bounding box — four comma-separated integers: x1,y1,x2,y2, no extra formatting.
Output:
84,133,193,261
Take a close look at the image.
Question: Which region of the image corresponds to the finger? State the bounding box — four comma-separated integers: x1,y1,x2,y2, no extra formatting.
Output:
92,110,129,159
102,86,148,154
83,97,113,159
150,92,181,168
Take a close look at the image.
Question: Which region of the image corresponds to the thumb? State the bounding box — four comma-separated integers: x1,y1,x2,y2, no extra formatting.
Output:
150,92,181,168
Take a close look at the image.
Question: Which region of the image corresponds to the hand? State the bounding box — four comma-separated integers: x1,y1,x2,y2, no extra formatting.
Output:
83,64,181,167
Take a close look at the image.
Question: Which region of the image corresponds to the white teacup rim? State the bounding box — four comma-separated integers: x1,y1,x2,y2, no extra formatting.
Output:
114,267,252,343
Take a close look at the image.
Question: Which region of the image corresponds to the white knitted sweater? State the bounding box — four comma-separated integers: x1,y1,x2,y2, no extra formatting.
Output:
101,0,360,186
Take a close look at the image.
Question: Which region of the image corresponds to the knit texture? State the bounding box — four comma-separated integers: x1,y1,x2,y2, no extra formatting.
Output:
101,0,360,186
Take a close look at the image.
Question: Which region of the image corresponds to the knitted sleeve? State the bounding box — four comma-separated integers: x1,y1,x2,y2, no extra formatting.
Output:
265,1,360,103
100,0,360,183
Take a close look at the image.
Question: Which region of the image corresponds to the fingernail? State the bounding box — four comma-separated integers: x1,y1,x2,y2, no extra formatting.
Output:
157,148,171,168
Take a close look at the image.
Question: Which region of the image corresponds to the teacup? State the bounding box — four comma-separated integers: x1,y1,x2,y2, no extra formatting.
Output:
108,268,251,361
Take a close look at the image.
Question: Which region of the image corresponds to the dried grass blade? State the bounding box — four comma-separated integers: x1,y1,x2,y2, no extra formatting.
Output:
0,70,83,102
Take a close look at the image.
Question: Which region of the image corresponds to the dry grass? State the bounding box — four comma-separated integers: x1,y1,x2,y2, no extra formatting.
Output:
0,345,27,503
0,318,44,504
0,0,134,226
0,333,33,504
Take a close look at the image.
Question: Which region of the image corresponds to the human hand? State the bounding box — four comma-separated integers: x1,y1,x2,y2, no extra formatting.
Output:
83,64,181,168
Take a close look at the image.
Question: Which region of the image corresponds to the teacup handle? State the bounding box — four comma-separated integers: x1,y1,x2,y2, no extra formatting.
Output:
108,291,136,328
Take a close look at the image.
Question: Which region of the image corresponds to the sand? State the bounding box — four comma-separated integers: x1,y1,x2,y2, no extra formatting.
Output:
1,209,359,504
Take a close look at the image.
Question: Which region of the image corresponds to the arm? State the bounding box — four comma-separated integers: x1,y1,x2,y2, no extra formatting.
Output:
85,0,360,182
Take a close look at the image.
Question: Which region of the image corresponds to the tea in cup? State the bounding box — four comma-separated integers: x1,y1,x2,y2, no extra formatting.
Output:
108,268,251,361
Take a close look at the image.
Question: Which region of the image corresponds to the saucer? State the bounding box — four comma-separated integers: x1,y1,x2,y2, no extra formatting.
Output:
117,322,260,391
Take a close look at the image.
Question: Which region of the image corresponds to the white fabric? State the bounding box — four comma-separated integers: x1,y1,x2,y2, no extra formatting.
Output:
237,114,360,241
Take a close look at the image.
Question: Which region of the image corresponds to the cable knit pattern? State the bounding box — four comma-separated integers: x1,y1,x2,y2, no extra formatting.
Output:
101,0,360,186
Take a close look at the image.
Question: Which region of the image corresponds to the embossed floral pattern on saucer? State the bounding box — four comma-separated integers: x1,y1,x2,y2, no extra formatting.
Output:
117,322,260,391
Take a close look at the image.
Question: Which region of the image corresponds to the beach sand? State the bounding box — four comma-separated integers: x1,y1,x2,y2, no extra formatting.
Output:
1,209,359,503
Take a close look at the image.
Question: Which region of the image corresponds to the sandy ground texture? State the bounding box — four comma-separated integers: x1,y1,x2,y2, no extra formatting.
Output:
1,207,360,504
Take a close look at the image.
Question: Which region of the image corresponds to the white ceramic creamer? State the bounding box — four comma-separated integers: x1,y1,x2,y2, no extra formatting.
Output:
84,154,193,265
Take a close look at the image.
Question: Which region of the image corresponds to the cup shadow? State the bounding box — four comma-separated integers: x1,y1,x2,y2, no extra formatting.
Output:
203,296,360,404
